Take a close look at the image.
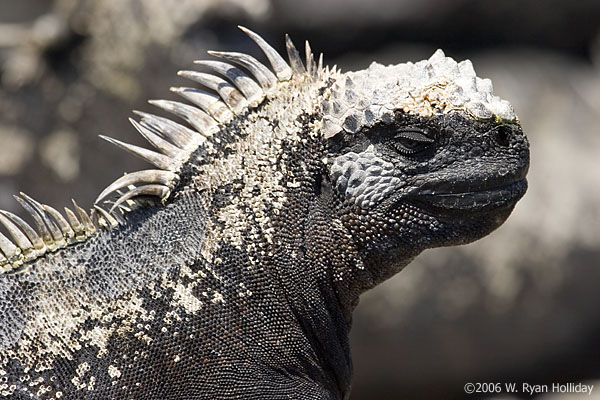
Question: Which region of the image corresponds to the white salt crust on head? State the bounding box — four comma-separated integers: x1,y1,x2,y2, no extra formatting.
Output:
321,49,517,139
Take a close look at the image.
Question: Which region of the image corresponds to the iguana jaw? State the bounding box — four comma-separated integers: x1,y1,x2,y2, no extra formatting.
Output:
409,176,528,213
416,178,527,212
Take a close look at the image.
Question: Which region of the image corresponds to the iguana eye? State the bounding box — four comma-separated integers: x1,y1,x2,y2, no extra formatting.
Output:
392,129,435,155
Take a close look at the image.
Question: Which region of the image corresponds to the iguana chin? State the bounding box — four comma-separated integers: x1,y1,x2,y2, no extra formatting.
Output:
0,26,529,399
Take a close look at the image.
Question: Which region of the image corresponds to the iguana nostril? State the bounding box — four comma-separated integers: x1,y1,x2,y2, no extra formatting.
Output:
493,125,512,147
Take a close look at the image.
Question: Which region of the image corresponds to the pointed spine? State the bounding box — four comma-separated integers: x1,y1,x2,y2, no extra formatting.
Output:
99,135,173,170
305,40,318,78
64,206,86,240
0,230,21,261
238,26,293,81
148,100,217,137
13,195,55,249
0,212,34,253
110,185,170,212
0,210,45,253
193,60,264,105
207,51,277,92
19,193,65,246
95,170,176,204
129,118,182,158
42,204,75,241
93,205,119,228
72,200,96,235
285,34,305,75
133,111,197,149
317,53,323,79
169,87,233,123
177,70,247,113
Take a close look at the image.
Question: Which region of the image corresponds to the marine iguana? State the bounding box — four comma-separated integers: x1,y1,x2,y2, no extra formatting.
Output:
0,27,529,399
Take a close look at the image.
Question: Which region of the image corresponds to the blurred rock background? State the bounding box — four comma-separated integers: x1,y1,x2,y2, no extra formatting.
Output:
0,1,599,399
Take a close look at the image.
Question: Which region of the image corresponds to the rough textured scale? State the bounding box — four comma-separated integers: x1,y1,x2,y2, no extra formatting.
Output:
0,26,529,399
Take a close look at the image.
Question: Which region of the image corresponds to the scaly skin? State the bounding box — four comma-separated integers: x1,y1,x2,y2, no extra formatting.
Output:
0,30,528,399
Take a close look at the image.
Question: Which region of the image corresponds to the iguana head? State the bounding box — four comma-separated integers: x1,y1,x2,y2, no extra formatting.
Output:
323,50,529,280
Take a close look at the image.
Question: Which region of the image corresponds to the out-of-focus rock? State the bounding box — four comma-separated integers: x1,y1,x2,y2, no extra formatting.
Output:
274,0,600,57
69,0,271,99
0,124,34,175
39,129,79,181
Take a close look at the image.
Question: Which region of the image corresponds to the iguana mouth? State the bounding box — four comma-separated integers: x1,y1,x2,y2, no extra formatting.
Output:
407,160,528,213
415,179,528,211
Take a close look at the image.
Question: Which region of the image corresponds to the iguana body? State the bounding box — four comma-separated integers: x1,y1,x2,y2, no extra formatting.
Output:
0,27,529,399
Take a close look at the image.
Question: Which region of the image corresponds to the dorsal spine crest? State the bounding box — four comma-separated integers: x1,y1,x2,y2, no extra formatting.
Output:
0,27,320,273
